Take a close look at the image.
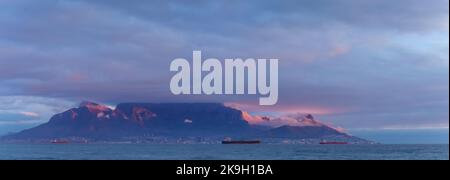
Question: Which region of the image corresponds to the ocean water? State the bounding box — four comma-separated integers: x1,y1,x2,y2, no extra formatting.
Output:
0,144,448,160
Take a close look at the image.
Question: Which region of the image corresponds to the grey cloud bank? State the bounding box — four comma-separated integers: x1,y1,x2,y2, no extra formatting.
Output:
0,0,448,138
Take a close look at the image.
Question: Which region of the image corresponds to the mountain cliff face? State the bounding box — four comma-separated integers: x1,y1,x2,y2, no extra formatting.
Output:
2,102,369,143
6,102,250,139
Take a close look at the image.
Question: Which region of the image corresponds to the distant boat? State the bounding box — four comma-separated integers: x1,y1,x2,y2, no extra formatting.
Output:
51,139,69,144
319,141,348,145
222,140,261,144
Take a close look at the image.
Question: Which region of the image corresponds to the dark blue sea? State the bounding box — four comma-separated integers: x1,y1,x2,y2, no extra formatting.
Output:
0,144,448,160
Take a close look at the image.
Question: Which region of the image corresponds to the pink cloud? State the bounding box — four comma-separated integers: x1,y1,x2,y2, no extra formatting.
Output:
67,73,87,82
19,111,40,118
240,110,348,133
328,44,351,57
225,102,351,115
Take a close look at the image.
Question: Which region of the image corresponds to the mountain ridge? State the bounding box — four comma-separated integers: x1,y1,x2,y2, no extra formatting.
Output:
1,102,372,144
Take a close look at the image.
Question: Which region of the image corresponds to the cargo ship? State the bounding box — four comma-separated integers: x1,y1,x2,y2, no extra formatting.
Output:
222,140,261,144
319,141,348,145
221,137,261,144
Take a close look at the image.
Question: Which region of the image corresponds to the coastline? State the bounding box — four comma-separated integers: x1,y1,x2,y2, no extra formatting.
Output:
0,144,448,160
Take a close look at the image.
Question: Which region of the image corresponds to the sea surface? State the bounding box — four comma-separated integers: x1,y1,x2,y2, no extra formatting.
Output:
0,144,448,160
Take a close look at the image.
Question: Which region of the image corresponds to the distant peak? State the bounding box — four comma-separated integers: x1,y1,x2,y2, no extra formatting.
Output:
79,101,112,113
79,101,100,107
298,114,322,126
305,114,314,120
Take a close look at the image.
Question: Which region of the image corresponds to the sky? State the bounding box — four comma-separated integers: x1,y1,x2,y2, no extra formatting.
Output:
0,0,448,143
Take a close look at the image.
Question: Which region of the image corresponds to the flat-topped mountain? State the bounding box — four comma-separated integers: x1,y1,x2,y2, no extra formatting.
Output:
6,102,249,139
2,102,371,144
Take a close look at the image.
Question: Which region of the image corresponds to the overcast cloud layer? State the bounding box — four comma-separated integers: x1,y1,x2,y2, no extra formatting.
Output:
0,0,448,134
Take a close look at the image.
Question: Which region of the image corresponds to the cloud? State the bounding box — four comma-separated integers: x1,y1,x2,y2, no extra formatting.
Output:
0,96,75,125
82,0,449,32
241,111,347,133
19,111,40,118
0,119,44,125
0,0,448,132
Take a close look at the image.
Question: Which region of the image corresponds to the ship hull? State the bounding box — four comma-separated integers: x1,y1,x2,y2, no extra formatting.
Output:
222,140,261,144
